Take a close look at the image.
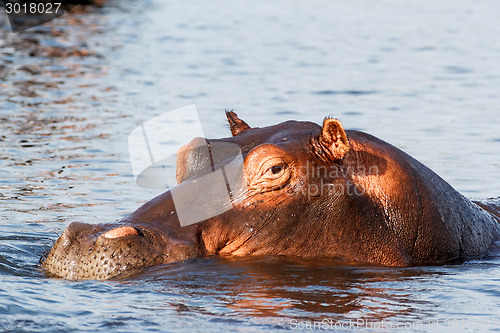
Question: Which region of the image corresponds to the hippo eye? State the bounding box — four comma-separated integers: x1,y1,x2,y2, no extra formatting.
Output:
246,149,292,192
269,165,283,175
259,157,289,181
263,163,285,178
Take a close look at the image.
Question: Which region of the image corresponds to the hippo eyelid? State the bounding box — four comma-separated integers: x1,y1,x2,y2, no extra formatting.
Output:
264,164,286,178
252,157,292,187
258,157,286,173
270,165,283,174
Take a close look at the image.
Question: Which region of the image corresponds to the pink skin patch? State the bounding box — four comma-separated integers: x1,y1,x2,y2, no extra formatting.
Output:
103,226,139,239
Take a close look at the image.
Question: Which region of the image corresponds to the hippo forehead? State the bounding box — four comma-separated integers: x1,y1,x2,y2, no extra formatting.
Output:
209,120,321,156
175,120,322,184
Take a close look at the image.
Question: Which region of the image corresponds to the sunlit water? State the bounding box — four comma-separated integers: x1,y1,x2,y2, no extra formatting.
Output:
1,0,500,332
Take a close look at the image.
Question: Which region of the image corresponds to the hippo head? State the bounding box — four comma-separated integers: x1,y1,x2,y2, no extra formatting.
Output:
42,112,499,280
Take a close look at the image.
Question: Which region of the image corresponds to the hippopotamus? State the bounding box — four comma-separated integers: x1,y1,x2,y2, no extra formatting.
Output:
41,112,500,280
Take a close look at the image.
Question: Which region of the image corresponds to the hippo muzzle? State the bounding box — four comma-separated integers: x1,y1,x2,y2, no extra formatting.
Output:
42,219,197,280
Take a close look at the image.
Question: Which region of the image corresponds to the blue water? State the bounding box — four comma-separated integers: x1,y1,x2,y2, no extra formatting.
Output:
1,0,500,332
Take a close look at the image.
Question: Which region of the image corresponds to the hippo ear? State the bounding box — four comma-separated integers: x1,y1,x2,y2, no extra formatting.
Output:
318,117,350,161
226,110,251,136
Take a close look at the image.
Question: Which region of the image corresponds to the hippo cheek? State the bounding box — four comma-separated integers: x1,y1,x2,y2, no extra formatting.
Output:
42,224,193,280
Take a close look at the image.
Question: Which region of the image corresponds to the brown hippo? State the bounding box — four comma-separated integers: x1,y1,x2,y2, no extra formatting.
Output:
41,112,500,280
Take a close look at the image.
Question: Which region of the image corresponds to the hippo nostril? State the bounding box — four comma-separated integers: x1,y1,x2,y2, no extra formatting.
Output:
103,226,142,239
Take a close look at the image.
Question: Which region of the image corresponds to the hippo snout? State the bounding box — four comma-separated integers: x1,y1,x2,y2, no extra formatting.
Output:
42,221,197,280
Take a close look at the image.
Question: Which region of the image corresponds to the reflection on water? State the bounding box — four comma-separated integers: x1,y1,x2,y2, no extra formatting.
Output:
114,255,500,331
1,0,500,332
133,256,437,320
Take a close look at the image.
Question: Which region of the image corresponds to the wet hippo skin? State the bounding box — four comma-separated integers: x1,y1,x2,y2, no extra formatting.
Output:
41,112,500,280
